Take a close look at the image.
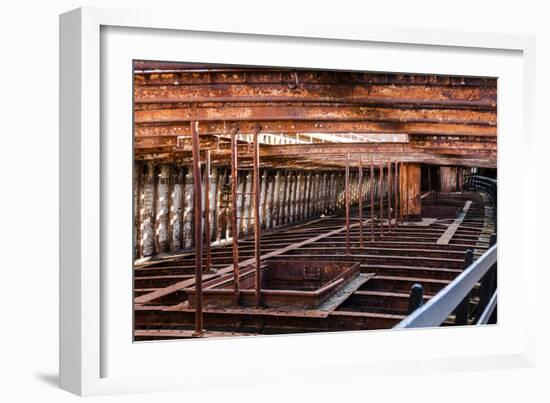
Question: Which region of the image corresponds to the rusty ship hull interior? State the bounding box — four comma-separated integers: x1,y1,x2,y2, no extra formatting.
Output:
133,61,498,340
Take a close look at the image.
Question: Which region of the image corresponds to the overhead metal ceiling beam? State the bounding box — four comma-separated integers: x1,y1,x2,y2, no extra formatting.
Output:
135,120,496,138
135,83,496,108
135,105,496,126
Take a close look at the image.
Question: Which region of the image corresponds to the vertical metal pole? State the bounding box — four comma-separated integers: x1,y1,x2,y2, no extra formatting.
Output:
253,126,262,306
151,164,159,254
190,121,203,336
387,159,392,230
399,162,403,224
345,153,350,255
204,149,212,273
428,164,432,193
405,163,409,222
456,249,474,325
407,283,424,314
135,163,144,258
230,130,240,305
370,156,375,242
358,155,363,248
394,160,399,227
379,159,384,238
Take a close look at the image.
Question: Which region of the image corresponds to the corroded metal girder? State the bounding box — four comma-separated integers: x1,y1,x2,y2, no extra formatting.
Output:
134,83,496,108
133,139,496,162
135,105,496,126
134,65,496,88
134,150,496,169
134,136,496,152
135,121,496,138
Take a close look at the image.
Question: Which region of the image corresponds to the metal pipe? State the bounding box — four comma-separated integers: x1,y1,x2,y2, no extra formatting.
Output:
370,156,375,242
399,162,404,225
394,160,399,227
379,159,384,237
405,163,409,222
230,130,240,305
253,125,262,306
345,153,350,255
428,164,432,193
204,149,212,273
407,284,424,314
358,155,363,248
387,159,392,230
151,164,159,254
135,163,144,258
190,121,204,336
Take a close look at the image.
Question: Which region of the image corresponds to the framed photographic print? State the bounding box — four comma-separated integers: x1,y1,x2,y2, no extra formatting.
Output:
60,6,537,396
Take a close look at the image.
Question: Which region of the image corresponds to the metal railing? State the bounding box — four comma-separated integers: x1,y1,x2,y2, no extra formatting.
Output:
394,238,497,329
463,174,497,229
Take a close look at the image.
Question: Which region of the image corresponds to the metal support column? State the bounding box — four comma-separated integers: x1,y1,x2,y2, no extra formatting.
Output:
370,156,375,242
190,121,204,336
204,149,212,273
358,155,364,248
387,159,392,230
399,162,403,224
230,129,240,305
252,126,262,306
405,163,409,222
394,160,399,227
345,153,351,255
379,159,384,238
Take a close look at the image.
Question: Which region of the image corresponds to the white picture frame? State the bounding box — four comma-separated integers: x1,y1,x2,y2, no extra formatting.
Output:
59,6,537,396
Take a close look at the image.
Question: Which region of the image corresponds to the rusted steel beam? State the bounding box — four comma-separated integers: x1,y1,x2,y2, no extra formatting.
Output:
136,152,497,170
134,139,497,161
134,142,497,164
134,135,494,153
134,65,496,87
409,139,496,151
394,160,399,227
204,150,212,273
135,105,496,126
400,163,422,220
151,164,159,254
370,156,375,242
136,152,497,167
428,164,432,192
439,166,458,193
190,121,204,336
135,121,497,138
166,165,174,252
252,126,262,306
262,142,394,156
134,83,496,108
135,163,144,258
399,162,403,224
405,164,409,221
379,159,384,238
358,156,364,248
345,154,351,255
230,130,240,305
387,159,392,230
134,135,228,151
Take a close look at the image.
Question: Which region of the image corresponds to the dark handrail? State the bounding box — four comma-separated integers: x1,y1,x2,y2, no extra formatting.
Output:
463,174,497,229
394,244,497,329
477,290,497,324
